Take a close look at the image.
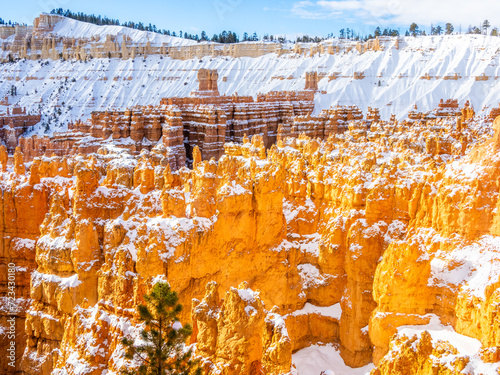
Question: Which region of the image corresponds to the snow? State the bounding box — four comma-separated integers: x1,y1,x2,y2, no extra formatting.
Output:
172,321,183,330
244,305,257,316
399,315,480,354
292,344,375,375
151,274,168,285
299,233,321,257
51,304,146,375
3,33,500,133
236,287,258,303
218,180,251,196
443,160,487,181
32,270,82,289
298,264,330,288
291,302,342,320
11,237,36,250
50,15,197,47
427,235,500,299
55,352,93,375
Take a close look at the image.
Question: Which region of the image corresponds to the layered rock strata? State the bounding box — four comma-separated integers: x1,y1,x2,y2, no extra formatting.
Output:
0,13,389,63
17,88,315,168
0,106,41,153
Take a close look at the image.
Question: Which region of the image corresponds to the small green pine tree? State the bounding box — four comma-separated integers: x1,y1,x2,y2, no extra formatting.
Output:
409,23,419,37
121,282,201,375
445,23,454,35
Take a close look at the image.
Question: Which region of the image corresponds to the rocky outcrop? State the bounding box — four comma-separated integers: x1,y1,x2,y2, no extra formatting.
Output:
304,72,319,91
193,69,219,96
192,282,292,375
0,154,58,375
0,107,41,153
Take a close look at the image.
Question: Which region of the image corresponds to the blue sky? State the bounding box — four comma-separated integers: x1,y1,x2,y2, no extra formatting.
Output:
2,1,499,38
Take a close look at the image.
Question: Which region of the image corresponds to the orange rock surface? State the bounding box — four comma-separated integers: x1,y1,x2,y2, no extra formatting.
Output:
1,108,500,374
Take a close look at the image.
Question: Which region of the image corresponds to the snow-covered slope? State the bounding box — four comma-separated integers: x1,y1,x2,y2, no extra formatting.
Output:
1,34,500,134
50,16,197,47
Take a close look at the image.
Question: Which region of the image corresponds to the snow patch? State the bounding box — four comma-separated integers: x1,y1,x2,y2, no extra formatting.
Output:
292,343,375,375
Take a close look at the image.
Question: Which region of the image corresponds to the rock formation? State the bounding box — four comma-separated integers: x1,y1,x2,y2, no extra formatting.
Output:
0,107,41,153
2,10,500,375
304,71,319,91
194,69,219,96
16,82,315,168
192,281,292,374
0,107,498,374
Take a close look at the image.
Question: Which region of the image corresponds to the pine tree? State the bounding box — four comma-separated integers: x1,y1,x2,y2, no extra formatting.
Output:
409,23,419,37
470,26,481,34
121,282,201,375
445,23,454,35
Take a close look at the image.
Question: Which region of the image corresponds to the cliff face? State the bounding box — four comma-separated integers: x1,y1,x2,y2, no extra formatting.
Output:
0,148,50,375
370,117,500,371
5,23,500,134
1,114,500,374
0,13,387,63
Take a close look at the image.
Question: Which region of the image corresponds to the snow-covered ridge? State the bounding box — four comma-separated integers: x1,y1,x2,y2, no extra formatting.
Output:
1,21,500,135
49,16,197,47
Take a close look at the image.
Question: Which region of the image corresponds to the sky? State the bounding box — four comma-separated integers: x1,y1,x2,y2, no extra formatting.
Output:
2,0,500,38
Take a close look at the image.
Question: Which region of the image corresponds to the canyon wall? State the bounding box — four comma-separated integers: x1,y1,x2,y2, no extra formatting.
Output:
3,26,500,132
15,72,315,168
0,13,387,63
0,108,499,374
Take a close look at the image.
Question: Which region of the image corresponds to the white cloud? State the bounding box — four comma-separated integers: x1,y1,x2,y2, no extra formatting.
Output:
291,0,500,27
291,1,341,19
317,0,362,11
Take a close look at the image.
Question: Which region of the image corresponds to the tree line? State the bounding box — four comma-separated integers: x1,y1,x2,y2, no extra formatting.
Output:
340,21,498,41
405,20,498,37
0,18,17,25
50,8,260,44
40,10,500,45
